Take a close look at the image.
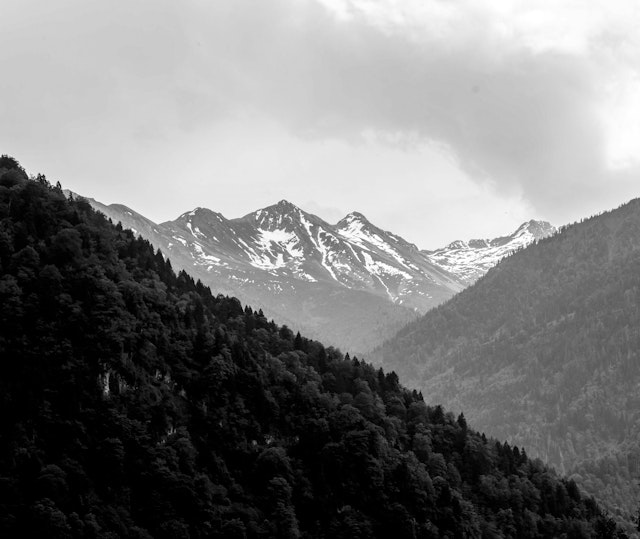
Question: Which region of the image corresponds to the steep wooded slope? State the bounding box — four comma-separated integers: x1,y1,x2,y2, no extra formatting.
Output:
0,156,626,537
82,195,552,357
378,198,640,525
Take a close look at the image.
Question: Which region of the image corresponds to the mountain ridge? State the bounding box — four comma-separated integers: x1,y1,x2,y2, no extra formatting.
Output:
424,219,556,284
1,157,626,539
86,196,554,296
376,197,640,527
76,194,553,354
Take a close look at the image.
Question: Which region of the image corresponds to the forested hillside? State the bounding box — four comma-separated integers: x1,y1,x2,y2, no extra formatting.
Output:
77,196,449,357
377,197,640,526
0,156,627,537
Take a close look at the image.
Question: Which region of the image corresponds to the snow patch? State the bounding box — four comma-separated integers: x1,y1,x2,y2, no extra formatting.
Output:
172,235,187,246
362,252,412,280
257,229,304,259
186,221,206,239
338,219,415,271
192,243,221,264
300,215,343,283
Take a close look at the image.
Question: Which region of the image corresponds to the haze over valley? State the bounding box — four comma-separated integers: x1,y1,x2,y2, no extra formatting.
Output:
79,193,553,355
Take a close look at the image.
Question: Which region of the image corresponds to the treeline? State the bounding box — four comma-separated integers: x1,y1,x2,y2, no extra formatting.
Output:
0,156,627,537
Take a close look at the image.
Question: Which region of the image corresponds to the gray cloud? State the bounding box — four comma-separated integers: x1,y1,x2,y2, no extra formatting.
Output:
174,0,636,219
1,0,637,235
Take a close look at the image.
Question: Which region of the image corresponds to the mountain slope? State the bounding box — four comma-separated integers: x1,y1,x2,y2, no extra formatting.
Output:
424,220,556,284
163,201,464,310
0,157,628,537
84,196,550,357
82,198,466,355
377,198,640,526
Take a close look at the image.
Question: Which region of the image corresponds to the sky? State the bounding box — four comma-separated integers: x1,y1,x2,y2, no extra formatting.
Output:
2,0,639,249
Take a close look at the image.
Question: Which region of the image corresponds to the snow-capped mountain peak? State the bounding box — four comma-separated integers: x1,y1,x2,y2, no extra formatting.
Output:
251,199,302,218
79,193,553,355
338,211,369,225
513,219,556,239
174,207,228,225
153,201,466,310
274,199,299,211
445,240,470,250
337,211,399,249
159,203,551,310
425,220,556,284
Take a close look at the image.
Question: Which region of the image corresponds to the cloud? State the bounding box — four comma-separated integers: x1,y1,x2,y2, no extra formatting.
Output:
137,0,635,221
1,0,638,236
301,201,346,224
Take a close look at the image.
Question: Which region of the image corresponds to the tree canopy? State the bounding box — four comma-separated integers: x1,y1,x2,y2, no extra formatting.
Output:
377,197,640,529
0,158,627,537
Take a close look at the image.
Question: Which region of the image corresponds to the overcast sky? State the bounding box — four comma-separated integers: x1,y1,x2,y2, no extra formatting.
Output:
2,0,639,248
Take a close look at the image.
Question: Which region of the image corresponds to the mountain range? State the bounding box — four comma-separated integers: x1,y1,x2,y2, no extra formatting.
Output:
0,156,625,538
376,198,640,527
425,220,557,284
82,195,554,355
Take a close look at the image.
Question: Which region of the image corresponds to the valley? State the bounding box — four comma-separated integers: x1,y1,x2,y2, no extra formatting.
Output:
83,194,553,357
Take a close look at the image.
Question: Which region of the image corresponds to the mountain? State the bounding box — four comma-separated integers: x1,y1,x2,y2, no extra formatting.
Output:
0,156,627,538
163,201,464,311
81,196,550,356
376,199,640,527
424,220,556,284
76,196,167,247
79,197,466,355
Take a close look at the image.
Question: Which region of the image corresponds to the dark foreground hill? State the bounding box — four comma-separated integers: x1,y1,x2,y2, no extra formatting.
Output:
0,156,626,537
377,197,640,526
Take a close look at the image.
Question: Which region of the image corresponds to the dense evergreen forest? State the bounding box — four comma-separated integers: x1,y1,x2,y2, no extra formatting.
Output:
0,155,628,537
377,197,640,529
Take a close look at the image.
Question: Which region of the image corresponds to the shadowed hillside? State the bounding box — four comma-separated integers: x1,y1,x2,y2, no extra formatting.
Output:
0,155,628,537
377,198,640,527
